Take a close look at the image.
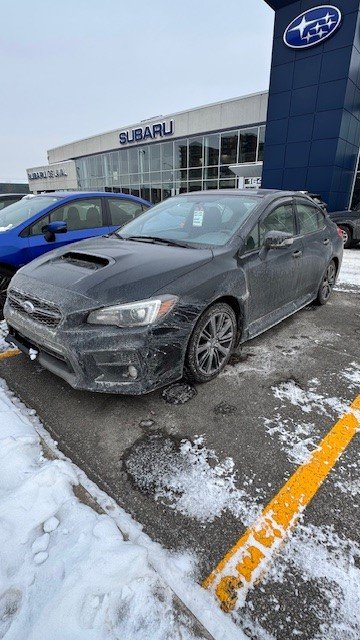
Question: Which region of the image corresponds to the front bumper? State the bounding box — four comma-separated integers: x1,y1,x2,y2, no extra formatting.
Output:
4,287,192,395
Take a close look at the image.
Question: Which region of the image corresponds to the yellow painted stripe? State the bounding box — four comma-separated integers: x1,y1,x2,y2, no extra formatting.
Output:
203,395,360,612
0,348,21,360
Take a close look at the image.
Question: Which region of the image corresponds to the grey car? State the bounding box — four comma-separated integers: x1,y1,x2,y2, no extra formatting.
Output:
5,189,343,395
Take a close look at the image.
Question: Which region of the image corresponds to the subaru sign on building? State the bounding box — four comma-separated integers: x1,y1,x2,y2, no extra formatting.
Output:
262,0,360,211
26,0,360,212
283,6,342,49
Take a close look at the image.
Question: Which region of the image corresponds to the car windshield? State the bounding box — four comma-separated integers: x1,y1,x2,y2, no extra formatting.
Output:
0,196,60,232
118,194,260,247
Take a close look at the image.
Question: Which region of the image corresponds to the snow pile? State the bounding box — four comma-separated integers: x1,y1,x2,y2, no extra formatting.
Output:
0,320,12,353
337,249,360,291
0,385,211,640
124,433,263,525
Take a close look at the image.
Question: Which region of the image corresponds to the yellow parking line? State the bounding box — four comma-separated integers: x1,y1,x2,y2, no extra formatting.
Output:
0,348,21,360
203,395,360,612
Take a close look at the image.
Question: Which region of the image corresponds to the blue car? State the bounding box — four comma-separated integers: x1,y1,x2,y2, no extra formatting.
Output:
0,191,151,314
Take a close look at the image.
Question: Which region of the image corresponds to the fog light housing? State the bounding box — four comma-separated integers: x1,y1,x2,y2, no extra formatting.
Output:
128,365,138,379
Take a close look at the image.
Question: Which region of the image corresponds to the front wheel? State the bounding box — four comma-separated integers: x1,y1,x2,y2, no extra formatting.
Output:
317,260,336,306
185,302,237,384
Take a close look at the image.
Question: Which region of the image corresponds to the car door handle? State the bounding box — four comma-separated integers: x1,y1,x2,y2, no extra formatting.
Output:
292,250,302,259
323,238,330,246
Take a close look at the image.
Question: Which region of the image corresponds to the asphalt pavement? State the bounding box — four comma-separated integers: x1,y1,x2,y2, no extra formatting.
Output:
1,290,359,640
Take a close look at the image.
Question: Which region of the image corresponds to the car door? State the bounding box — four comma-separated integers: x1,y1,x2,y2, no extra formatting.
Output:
294,199,330,296
239,200,304,328
26,197,110,261
106,198,149,232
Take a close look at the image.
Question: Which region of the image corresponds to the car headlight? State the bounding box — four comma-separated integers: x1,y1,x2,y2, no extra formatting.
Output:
87,296,178,328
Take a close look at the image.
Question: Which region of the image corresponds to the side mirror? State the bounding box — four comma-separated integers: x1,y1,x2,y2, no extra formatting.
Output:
263,230,294,250
259,230,294,260
43,220,67,242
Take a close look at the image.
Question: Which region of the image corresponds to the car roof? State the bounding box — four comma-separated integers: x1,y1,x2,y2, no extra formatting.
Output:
30,191,151,205
175,188,307,197
175,189,315,202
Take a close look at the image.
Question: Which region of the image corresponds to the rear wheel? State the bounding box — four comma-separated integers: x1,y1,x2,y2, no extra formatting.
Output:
185,302,237,383
338,225,352,249
317,260,336,305
0,267,14,320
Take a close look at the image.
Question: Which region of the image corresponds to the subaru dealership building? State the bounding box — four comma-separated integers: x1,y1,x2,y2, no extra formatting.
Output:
27,0,360,212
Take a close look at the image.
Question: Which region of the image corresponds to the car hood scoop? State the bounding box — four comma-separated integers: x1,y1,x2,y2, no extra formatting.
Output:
57,251,110,270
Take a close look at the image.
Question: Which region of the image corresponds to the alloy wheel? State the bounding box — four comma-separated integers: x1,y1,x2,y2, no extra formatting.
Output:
321,262,336,302
195,311,234,375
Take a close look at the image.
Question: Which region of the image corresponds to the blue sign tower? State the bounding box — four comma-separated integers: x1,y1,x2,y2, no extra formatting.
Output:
262,0,360,211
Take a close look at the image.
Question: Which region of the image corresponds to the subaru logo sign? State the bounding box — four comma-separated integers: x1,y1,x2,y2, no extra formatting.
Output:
284,5,342,49
21,300,35,314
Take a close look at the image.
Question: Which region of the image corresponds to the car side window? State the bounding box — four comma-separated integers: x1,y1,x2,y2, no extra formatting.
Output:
29,198,105,235
296,202,324,235
108,198,146,227
259,204,295,244
244,204,295,253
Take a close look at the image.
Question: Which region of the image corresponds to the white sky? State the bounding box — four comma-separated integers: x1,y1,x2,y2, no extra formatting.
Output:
1,0,274,182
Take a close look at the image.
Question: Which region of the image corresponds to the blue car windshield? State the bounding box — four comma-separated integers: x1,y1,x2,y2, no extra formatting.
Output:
119,194,260,247
0,196,60,232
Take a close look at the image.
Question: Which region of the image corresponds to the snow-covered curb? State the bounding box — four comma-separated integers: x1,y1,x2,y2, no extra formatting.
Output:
0,379,245,640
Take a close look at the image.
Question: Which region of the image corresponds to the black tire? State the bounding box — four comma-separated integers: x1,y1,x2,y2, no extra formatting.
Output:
317,260,337,306
338,225,352,249
0,268,14,320
185,302,237,384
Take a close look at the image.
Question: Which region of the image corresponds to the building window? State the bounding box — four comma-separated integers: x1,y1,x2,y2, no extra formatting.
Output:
174,139,188,168
220,131,238,165
150,145,161,172
257,126,266,162
189,137,204,168
204,134,220,166
239,128,258,164
161,142,173,171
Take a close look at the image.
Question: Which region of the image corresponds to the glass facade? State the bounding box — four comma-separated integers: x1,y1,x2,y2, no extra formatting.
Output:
76,125,265,203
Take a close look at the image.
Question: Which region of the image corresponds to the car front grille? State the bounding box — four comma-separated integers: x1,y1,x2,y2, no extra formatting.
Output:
8,289,62,328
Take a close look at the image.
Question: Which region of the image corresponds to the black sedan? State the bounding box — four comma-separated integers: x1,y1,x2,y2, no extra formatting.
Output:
4,190,343,394
329,204,360,248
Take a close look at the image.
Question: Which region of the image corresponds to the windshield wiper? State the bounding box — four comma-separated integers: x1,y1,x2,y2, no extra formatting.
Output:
125,235,189,248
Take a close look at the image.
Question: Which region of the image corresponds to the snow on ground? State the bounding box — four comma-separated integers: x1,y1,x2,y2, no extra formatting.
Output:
124,433,263,525
0,380,245,640
243,374,360,639
239,522,360,640
266,369,360,483
0,321,12,353
336,248,360,292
